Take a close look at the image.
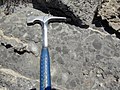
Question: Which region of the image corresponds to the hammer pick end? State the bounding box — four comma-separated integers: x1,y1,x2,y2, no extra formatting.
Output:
27,16,35,24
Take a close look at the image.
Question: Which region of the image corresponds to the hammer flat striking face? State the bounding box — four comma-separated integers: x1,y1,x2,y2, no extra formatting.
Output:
27,15,66,47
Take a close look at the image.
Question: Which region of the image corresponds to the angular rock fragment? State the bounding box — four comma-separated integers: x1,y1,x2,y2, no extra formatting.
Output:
98,0,120,30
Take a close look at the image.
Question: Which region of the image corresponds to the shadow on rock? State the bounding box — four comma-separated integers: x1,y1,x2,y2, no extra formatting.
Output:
31,0,89,29
92,8,120,39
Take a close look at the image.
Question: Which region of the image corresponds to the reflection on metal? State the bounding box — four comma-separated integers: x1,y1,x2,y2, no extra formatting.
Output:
27,15,66,90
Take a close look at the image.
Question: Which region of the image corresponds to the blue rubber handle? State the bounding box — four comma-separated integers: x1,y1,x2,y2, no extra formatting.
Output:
40,47,51,90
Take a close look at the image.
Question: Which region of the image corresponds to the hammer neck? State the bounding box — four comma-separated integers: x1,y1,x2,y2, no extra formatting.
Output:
42,22,48,48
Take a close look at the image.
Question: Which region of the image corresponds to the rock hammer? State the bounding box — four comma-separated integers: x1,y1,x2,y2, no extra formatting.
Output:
27,15,66,90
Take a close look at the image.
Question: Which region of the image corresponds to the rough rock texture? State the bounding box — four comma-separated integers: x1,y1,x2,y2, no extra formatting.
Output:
35,0,102,27
0,1,120,90
98,0,120,30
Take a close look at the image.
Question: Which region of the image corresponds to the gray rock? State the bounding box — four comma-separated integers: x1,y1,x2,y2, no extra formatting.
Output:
92,38,102,50
0,2,120,90
98,0,120,30
69,79,76,88
0,69,39,90
36,0,102,26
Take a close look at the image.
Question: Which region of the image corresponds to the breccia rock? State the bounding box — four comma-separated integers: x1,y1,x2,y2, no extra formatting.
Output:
0,1,120,90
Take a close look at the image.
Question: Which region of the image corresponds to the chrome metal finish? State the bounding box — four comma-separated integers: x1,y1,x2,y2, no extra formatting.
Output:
27,15,66,47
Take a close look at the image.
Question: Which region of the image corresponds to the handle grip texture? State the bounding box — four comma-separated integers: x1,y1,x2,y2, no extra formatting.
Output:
40,47,51,90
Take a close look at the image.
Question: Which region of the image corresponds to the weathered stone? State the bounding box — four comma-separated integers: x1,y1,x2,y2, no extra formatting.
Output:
36,0,102,26
98,0,120,30
92,39,102,50
0,2,120,90
0,67,39,90
69,79,76,88
96,55,104,60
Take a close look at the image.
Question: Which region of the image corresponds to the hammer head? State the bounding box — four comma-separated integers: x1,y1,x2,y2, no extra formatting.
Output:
27,15,66,25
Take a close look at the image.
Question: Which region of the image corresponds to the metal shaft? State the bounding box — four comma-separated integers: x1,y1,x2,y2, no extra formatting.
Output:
42,22,48,47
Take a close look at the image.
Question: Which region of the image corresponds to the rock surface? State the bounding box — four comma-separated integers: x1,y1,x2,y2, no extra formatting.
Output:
98,0,120,30
0,1,120,90
35,0,101,27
